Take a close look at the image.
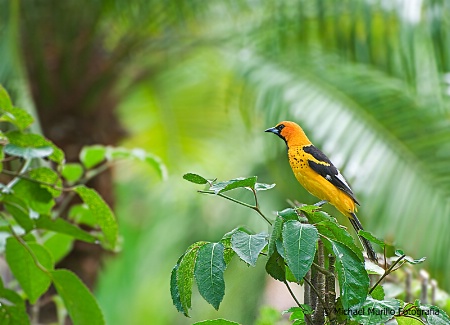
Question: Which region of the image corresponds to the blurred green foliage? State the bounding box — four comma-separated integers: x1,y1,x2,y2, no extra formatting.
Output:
1,0,450,323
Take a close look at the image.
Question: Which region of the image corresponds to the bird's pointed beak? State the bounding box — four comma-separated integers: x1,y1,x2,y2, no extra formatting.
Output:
265,126,279,135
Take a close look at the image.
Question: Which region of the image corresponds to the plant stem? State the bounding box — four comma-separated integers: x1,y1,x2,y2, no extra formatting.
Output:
198,190,272,225
2,159,32,193
284,281,314,325
369,254,406,294
303,275,330,317
312,262,334,277
313,240,326,325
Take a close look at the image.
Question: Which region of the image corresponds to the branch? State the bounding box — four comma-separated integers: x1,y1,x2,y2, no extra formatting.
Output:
369,254,406,294
198,190,272,225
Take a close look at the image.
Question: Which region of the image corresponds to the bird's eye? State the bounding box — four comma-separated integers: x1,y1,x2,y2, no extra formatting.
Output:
277,124,285,131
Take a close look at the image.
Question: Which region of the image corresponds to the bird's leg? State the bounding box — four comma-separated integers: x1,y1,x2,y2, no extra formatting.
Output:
314,200,328,207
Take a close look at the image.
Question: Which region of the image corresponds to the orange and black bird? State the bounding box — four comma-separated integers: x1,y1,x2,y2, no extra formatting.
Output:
265,121,377,262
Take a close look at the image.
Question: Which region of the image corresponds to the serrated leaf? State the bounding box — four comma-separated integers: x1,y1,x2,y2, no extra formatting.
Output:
359,231,386,248
177,241,207,316
268,215,284,256
265,250,285,282
75,186,118,249
35,215,96,243
395,250,426,264
6,131,64,163
420,304,450,324
193,319,240,325
62,163,84,183
183,173,208,184
79,145,106,169
42,232,74,263
316,221,364,261
51,269,104,325
3,144,52,159
209,176,257,194
278,208,301,221
282,221,318,282
305,209,336,224
323,239,369,310
171,264,183,314
370,285,385,300
254,182,276,191
350,297,400,324
194,243,226,310
231,231,268,266
0,277,30,325
5,237,52,304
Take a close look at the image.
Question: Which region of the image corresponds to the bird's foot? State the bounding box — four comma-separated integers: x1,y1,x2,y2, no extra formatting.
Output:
314,200,328,207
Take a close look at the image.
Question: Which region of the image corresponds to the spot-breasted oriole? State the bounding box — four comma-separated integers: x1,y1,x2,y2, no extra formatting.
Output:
265,120,377,262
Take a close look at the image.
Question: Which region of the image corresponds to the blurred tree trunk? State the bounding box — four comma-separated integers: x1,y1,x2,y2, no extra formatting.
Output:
20,2,127,323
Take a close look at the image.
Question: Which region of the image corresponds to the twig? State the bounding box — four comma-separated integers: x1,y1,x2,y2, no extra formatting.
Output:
198,190,272,225
284,281,314,325
312,262,335,277
369,254,406,294
2,159,32,193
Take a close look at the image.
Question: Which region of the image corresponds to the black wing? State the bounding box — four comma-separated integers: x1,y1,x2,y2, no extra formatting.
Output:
303,145,359,205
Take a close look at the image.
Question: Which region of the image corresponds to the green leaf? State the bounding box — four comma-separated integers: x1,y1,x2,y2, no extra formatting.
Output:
265,250,286,282
51,269,104,325
42,233,74,263
69,204,96,227
62,163,84,183
6,131,64,164
75,186,118,249
359,231,386,248
420,305,450,325
370,285,385,301
5,237,52,304
194,242,226,310
111,148,167,180
0,107,34,131
323,239,369,310
193,319,240,325
0,86,33,131
209,176,257,194
183,173,208,184
177,241,207,316
3,195,35,232
268,215,284,256
3,144,53,159
395,249,426,264
278,208,302,221
35,215,96,243
282,221,318,282
0,85,13,111
395,316,424,325
0,277,30,325
79,145,106,169
350,297,400,324
254,182,276,191
316,221,364,261
170,264,183,314
29,167,62,197
219,234,235,266
231,231,268,266
12,178,54,215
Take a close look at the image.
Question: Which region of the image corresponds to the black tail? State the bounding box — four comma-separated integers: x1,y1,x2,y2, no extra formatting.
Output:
349,213,378,263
